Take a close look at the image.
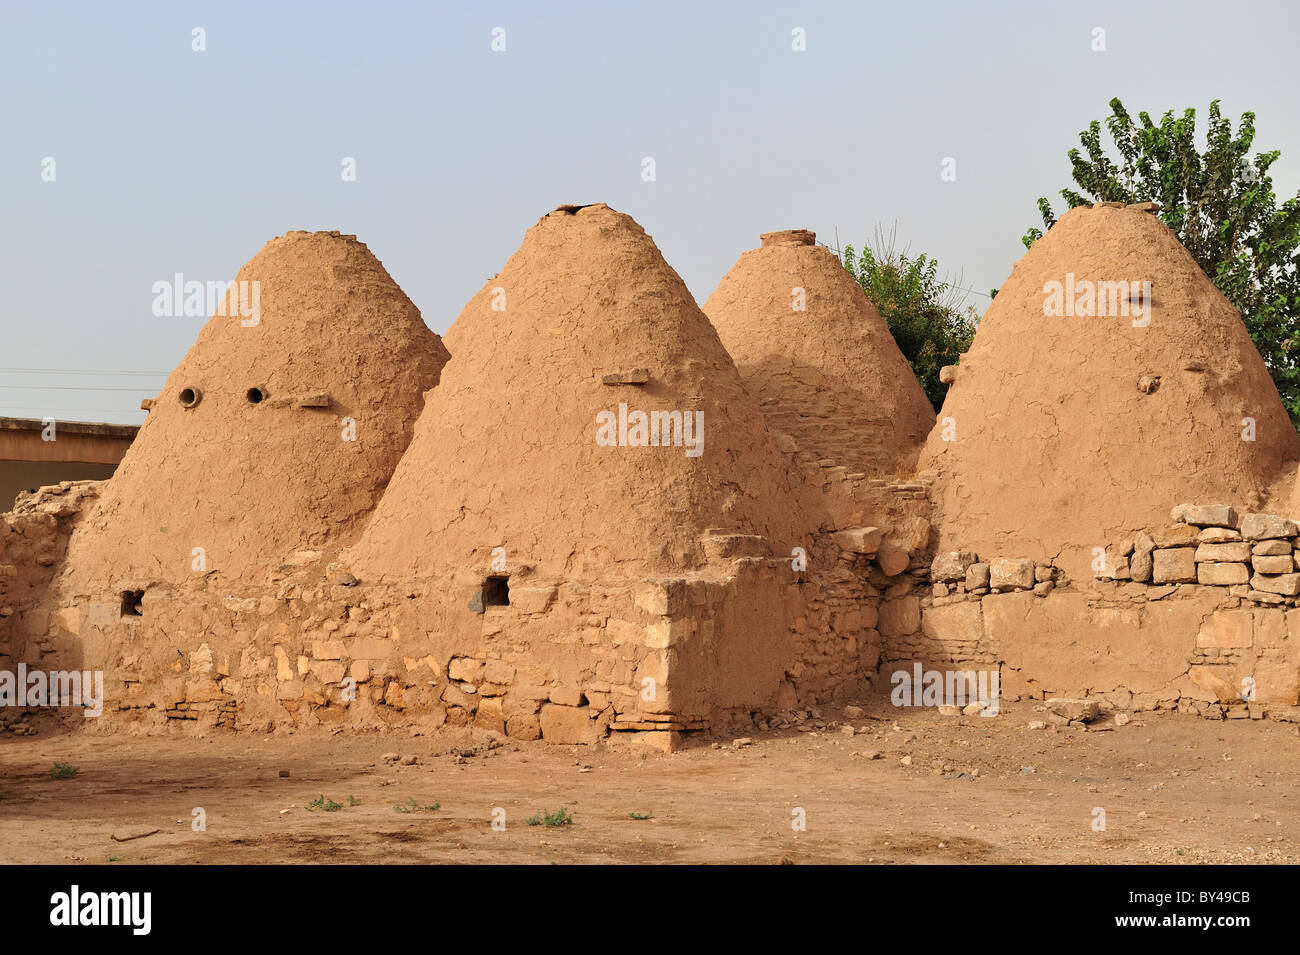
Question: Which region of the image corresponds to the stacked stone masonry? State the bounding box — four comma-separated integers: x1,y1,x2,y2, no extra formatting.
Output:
0,465,941,748
1096,505,1300,603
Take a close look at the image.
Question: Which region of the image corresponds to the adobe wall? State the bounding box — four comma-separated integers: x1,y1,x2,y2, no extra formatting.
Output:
882,503,1300,722
0,425,134,466
21,464,1299,741
18,553,870,749
0,482,101,736
2,463,116,514
0,483,98,661
4,452,937,748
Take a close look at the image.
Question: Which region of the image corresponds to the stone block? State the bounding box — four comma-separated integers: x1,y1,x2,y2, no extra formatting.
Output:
511,684,551,702
634,579,685,616
482,659,516,685
539,704,599,745
832,526,883,555
310,660,346,684
350,638,395,660
1174,504,1238,527
1252,659,1300,705
1095,552,1130,580
1131,531,1155,583
474,697,506,734
511,585,557,614
441,683,478,710
1240,514,1298,540
549,686,585,707
876,539,910,576
1152,523,1199,547
1045,698,1100,722
879,597,920,637
1252,573,1300,596
448,657,483,683
645,618,693,649
1253,540,1292,556
965,562,990,590
311,640,344,660
1252,555,1295,575
1152,548,1196,584
921,601,984,645
1188,665,1239,703
990,557,1035,590
1195,542,1252,563
931,550,978,583
1197,562,1249,585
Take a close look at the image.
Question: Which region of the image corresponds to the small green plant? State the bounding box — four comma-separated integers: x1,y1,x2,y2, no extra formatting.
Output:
840,227,979,411
347,795,360,806
51,762,78,779
394,796,440,814
306,794,343,812
526,807,574,827
628,811,654,821
108,856,122,862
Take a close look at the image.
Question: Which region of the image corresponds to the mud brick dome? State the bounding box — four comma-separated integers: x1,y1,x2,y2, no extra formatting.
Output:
919,204,1300,579
346,204,810,582
703,229,935,478
60,231,449,590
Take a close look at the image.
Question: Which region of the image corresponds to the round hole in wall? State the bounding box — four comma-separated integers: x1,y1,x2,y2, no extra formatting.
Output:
246,387,265,404
178,387,202,408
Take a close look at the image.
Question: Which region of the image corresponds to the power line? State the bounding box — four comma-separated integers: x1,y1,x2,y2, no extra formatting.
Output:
0,367,168,377
950,284,995,300
0,384,157,392
0,407,145,415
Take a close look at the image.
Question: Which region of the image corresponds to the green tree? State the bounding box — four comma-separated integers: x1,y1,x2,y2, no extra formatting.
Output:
840,227,979,410
1025,97,1300,422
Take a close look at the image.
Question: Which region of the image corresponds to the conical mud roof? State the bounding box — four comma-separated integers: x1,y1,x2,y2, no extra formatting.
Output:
703,229,934,476
919,204,1300,575
63,231,449,588
347,204,809,582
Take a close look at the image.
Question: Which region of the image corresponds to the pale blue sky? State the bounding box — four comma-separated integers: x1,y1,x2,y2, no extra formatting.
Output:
3,0,1298,423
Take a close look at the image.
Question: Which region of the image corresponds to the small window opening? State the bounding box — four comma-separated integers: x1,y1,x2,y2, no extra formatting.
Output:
121,590,144,617
482,576,510,607
246,387,265,404
178,387,202,408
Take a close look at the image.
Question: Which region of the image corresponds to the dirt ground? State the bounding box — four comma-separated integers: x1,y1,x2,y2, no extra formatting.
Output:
1,699,1296,865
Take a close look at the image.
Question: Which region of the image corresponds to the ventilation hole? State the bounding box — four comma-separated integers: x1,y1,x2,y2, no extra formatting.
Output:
178,387,202,409
246,387,265,404
482,576,510,607
554,204,592,215
120,590,144,617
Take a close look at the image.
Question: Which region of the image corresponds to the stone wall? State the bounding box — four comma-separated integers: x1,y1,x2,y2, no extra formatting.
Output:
19,501,909,749
881,548,1065,671
1095,505,1300,602
883,504,1300,722
0,483,97,668
0,482,100,736
24,479,1299,742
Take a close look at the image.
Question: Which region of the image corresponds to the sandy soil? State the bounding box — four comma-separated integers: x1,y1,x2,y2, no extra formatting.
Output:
1,699,1295,865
